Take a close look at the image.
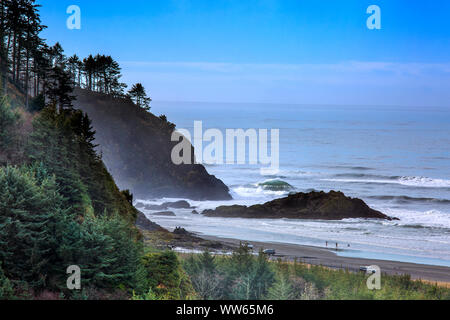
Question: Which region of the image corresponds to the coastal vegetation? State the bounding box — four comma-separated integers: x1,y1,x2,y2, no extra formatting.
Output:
179,246,450,300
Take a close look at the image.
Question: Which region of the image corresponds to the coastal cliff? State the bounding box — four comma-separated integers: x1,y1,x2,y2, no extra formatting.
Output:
73,88,231,200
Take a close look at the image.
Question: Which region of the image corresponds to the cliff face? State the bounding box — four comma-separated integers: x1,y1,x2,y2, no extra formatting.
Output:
73,88,231,200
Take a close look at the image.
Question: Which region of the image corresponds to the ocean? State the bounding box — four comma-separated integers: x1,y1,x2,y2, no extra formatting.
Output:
142,101,450,267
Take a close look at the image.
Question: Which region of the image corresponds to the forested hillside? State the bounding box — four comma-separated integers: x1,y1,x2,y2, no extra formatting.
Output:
73,88,231,200
0,0,194,299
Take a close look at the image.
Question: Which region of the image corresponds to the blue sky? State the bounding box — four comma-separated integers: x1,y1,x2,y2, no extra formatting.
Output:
38,0,450,106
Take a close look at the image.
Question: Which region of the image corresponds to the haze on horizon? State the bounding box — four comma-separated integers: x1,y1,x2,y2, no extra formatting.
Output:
39,0,450,107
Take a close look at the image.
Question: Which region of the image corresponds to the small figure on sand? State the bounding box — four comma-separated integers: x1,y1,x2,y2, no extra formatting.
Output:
326,241,328,247
336,242,338,251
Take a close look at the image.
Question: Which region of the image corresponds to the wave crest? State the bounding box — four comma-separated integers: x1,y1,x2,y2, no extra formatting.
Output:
323,175,450,188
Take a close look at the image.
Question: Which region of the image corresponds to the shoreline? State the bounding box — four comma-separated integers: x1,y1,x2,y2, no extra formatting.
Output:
197,234,450,284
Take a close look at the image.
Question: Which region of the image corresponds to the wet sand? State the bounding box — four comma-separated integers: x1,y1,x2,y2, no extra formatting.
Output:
200,234,450,284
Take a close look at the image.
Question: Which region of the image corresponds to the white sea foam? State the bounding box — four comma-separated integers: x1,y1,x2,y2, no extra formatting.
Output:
379,207,450,229
322,176,450,188
232,186,287,198
397,176,450,188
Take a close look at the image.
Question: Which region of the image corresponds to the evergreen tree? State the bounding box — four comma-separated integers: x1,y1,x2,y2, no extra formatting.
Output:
67,54,81,85
127,83,151,110
44,65,75,111
0,0,10,94
28,92,45,112
266,273,295,300
198,250,216,274
0,95,20,164
21,0,45,108
252,250,275,299
0,262,14,299
224,246,275,300
1,0,46,96
0,165,61,287
83,54,95,91
27,105,91,215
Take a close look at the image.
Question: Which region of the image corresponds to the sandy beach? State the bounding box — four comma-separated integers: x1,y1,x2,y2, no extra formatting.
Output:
199,234,450,284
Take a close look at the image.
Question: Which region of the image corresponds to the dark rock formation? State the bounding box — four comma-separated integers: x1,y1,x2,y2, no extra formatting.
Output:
170,228,232,250
136,212,232,251
173,227,190,235
152,211,176,216
136,211,166,231
163,200,192,209
142,200,192,211
73,88,231,200
202,191,397,220
143,204,165,210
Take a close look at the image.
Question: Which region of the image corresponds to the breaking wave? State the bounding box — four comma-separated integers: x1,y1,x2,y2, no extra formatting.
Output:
257,179,295,191
368,195,450,204
323,174,450,188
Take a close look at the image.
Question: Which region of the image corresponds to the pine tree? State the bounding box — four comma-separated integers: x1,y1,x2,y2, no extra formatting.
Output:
44,65,75,111
127,83,151,110
0,95,20,164
67,54,80,85
252,250,274,299
27,105,91,215
0,0,10,94
198,250,216,274
0,165,61,287
266,273,295,300
0,262,14,299
83,55,95,91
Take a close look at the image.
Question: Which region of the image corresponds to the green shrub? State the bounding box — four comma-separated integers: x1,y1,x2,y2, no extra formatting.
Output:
28,94,46,112
0,95,20,164
0,263,14,299
141,251,196,299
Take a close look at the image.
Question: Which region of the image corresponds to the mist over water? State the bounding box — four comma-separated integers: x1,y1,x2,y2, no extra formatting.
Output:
142,102,450,267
